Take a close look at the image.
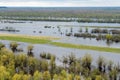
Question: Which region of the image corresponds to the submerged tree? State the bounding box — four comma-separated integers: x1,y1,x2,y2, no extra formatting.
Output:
62,56,68,69
97,56,105,72
106,34,112,42
49,55,56,79
70,27,73,33
82,54,92,71
10,42,18,52
108,60,113,71
68,53,76,65
79,27,82,33
40,52,47,59
85,27,88,33
27,45,34,56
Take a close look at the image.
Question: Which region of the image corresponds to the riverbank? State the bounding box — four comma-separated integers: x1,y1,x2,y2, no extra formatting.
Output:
51,42,120,53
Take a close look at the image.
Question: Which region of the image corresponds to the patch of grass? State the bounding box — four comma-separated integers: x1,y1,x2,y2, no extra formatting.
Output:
51,42,120,53
0,36,51,44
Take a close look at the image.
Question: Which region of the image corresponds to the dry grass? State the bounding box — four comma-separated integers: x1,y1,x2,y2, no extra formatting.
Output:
0,33,59,40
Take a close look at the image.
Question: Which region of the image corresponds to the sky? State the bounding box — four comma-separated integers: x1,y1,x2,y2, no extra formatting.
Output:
0,0,120,7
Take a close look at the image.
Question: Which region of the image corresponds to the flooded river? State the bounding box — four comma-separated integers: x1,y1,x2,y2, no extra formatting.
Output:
0,20,120,48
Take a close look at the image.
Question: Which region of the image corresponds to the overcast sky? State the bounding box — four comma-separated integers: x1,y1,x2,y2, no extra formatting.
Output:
0,0,120,7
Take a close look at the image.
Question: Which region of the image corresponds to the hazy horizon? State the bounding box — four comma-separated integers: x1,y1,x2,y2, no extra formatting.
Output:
0,0,120,7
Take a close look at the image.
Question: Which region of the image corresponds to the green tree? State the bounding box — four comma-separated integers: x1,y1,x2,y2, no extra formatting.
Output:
10,42,18,52
33,71,42,80
12,73,22,80
22,74,31,80
27,45,34,56
53,74,58,80
85,27,88,33
95,75,102,80
75,75,81,80
82,54,92,70
106,34,112,42
43,71,51,80
61,70,67,78
0,66,11,80
97,56,104,72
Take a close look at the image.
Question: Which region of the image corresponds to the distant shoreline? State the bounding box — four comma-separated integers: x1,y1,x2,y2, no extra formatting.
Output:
0,7,119,23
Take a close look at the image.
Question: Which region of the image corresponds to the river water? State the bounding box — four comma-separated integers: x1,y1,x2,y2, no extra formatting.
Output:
0,20,120,48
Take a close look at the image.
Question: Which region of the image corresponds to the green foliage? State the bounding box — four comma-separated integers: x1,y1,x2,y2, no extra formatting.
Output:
27,45,33,52
95,75,103,80
106,34,112,42
75,75,81,80
53,74,58,80
33,71,42,80
0,66,11,80
10,42,18,52
43,71,51,80
27,45,34,56
12,73,22,80
82,54,92,70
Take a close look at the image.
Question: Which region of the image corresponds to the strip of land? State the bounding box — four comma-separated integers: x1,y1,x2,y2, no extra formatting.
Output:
51,42,120,53
0,33,59,44
0,33,120,53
